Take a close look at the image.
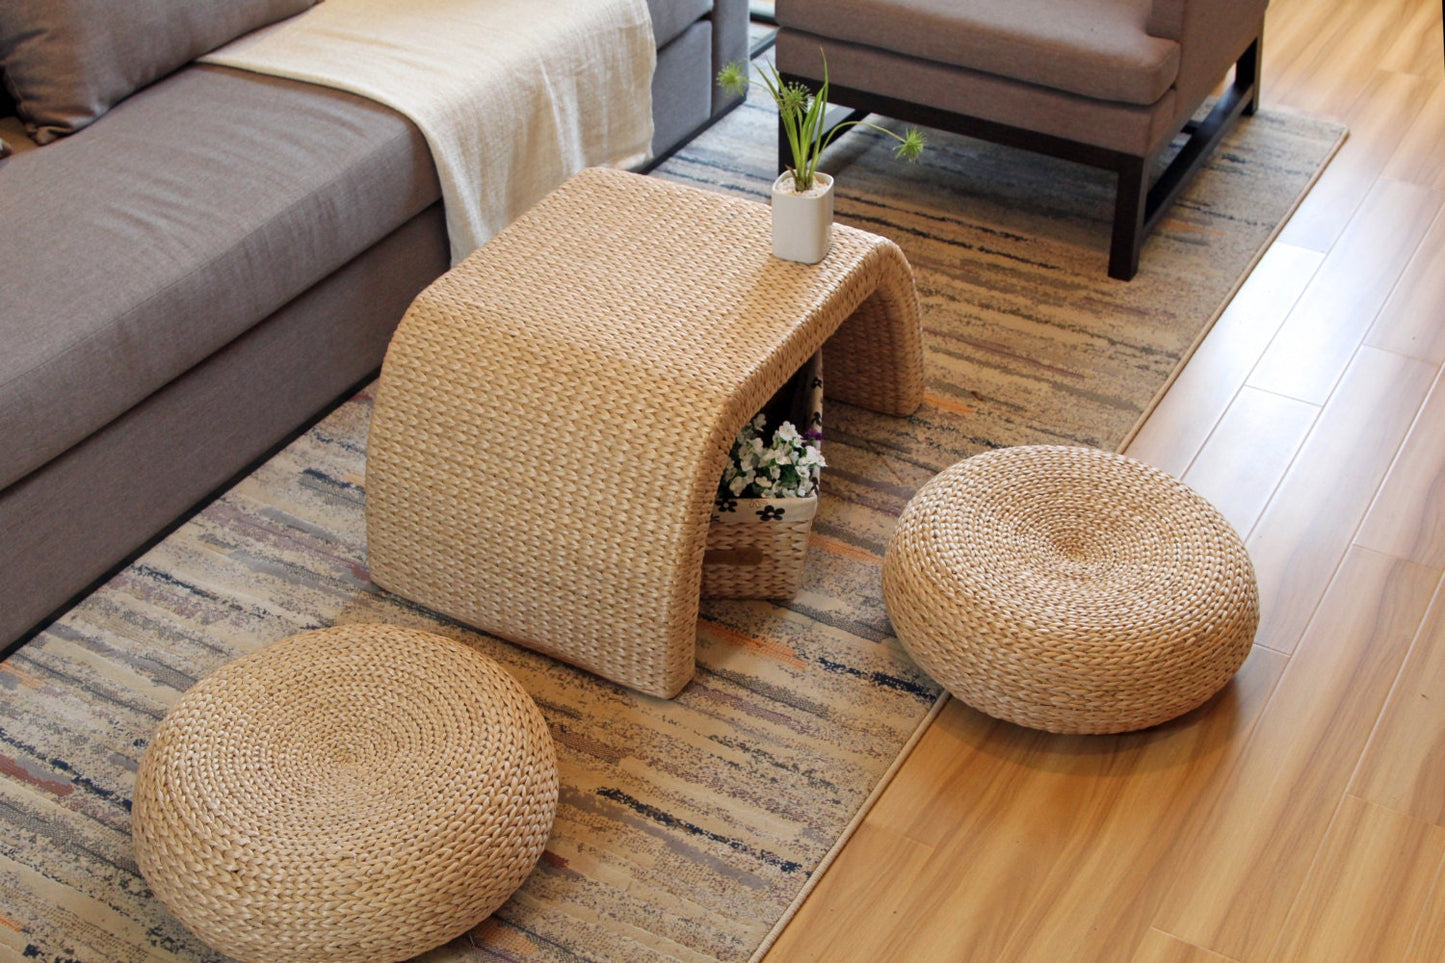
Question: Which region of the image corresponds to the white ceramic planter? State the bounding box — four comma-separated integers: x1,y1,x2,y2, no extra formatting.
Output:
771,171,834,264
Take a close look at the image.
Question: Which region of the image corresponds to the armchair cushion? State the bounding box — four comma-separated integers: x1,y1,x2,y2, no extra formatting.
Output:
776,0,1180,106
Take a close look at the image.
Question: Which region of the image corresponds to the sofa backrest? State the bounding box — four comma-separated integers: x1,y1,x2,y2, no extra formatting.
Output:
0,0,318,143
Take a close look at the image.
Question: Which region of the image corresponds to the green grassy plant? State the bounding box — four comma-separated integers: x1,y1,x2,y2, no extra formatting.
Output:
718,54,924,192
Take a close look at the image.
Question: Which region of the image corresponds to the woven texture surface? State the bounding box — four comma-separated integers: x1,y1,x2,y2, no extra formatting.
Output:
882,445,1259,734
0,47,1345,961
131,624,558,962
703,351,825,600
702,505,816,599
365,166,924,698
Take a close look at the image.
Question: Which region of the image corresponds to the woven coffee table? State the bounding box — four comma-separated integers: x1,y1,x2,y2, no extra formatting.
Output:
366,167,924,698
882,446,1258,734
132,624,558,963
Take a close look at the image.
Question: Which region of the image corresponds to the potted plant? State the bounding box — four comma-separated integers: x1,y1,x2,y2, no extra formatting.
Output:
703,353,826,599
718,54,925,264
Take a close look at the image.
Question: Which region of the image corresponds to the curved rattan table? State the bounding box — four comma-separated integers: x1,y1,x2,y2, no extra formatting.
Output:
131,624,558,963
881,445,1258,734
366,167,924,698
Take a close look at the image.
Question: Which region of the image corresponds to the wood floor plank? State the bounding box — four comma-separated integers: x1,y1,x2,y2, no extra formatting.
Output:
1366,206,1445,363
1383,79,1445,193
761,822,939,962
1249,177,1440,406
765,705,1073,962
1403,863,1445,962
1265,0,1413,116
1180,386,1318,538
1268,795,1445,962
769,646,1287,962
1379,0,1445,77
992,648,1287,963
1356,368,1445,568
1151,547,1441,960
1276,69,1435,252
1125,243,1322,478
1247,347,1436,653
1131,930,1239,963
1350,573,1445,825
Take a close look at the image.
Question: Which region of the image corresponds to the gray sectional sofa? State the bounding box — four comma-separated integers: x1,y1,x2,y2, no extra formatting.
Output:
0,0,748,652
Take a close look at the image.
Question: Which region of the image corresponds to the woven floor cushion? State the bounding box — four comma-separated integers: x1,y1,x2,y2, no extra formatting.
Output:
131,624,558,962
881,445,1258,734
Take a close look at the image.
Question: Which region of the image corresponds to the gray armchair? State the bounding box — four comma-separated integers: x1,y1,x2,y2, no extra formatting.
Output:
774,0,1269,280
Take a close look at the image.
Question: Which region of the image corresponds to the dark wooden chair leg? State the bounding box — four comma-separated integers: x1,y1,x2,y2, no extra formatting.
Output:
1110,28,1263,280
1237,34,1263,116
1109,157,1148,281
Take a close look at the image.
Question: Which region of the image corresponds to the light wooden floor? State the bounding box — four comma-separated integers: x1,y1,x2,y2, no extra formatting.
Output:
764,1,1445,959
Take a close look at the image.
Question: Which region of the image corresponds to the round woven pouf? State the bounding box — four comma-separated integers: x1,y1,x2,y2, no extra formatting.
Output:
132,624,558,963
882,445,1258,734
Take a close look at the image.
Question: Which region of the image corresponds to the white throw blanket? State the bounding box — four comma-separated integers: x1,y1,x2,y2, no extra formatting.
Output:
202,0,656,264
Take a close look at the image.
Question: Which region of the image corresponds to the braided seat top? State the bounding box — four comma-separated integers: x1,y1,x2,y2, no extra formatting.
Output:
132,624,558,962
882,445,1258,733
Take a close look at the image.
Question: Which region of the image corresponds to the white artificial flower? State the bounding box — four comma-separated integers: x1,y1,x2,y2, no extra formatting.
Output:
717,415,824,501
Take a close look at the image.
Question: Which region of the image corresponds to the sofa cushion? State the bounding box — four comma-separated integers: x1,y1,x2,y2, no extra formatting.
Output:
0,0,318,143
775,0,1180,107
0,65,440,491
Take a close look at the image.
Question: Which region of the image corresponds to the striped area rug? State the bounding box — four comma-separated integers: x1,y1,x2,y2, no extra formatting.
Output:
0,60,1343,963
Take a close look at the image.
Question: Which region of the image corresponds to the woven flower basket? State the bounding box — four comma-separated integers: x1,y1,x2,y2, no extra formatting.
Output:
702,353,823,600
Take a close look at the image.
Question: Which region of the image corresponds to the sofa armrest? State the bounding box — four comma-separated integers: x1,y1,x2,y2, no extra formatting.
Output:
712,0,750,112
1149,0,1268,45
1149,0,1268,115
1146,0,1187,40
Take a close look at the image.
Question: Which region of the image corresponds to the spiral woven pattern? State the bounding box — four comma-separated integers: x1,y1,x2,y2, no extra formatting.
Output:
882,445,1258,734
131,625,559,962
366,166,924,697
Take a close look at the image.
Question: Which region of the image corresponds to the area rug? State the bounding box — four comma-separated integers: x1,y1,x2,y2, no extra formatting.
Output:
0,65,1343,963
